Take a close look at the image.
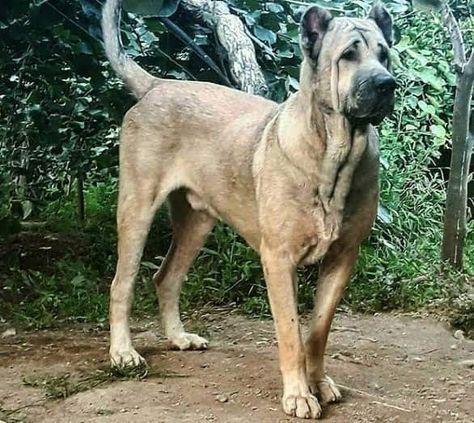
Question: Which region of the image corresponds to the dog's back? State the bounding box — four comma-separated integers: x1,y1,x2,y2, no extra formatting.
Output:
103,0,279,242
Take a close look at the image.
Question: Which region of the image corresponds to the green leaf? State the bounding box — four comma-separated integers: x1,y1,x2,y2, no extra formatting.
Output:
276,48,294,58
287,75,299,91
123,0,181,17
143,18,166,33
412,0,443,12
266,3,284,14
418,100,436,115
159,0,181,17
380,156,389,170
141,261,160,270
414,68,444,91
254,25,276,45
79,0,101,19
22,200,33,220
430,124,446,139
405,48,428,66
32,0,51,6
377,204,393,225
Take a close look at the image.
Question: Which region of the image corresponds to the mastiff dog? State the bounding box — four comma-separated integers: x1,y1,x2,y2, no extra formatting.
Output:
102,0,396,419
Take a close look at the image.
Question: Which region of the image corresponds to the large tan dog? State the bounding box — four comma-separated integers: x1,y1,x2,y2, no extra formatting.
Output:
102,0,396,419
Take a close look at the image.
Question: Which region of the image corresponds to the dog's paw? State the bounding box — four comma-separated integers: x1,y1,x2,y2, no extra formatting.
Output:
310,375,342,405
168,332,209,351
110,347,147,369
282,391,322,419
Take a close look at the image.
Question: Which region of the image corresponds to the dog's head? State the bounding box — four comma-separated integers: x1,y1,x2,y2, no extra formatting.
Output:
300,4,396,125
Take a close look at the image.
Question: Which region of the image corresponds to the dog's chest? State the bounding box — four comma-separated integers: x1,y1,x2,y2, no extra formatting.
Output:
299,133,369,265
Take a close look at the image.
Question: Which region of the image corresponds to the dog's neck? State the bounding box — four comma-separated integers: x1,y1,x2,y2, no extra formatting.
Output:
278,61,370,240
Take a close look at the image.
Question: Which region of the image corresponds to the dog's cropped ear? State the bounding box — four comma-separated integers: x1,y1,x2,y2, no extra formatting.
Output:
368,4,393,47
300,6,332,62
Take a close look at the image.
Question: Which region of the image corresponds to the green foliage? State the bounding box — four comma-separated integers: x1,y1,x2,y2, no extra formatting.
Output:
1,260,107,327
412,0,443,12
22,365,179,400
124,0,181,17
343,8,456,311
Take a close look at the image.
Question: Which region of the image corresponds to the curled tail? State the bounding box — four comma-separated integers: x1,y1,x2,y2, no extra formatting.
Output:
102,0,156,99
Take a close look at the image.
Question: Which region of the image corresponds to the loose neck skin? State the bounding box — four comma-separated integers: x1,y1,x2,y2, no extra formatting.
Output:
279,60,370,238
294,61,327,144
279,60,369,169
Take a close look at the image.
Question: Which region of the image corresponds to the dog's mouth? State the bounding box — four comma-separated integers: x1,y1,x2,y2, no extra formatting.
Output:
345,93,395,126
344,74,396,126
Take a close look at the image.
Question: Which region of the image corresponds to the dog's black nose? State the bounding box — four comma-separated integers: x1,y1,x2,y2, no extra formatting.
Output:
373,74,396,93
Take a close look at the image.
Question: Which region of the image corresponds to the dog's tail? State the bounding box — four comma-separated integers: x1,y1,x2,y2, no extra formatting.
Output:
102,0,156,99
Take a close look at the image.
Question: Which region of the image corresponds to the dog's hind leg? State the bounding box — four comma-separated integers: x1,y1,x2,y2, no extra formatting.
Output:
109,152,167,369
305,246,358,404
153,189,215,350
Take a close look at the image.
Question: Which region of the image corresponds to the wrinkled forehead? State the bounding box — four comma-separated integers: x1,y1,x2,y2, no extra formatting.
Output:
324,17,387,51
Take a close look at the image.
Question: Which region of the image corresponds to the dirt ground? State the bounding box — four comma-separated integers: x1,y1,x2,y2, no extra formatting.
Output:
0,308,473,422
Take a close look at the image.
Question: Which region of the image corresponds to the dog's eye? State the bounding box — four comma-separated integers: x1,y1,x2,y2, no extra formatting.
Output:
341,49,357,61
378,48,389,64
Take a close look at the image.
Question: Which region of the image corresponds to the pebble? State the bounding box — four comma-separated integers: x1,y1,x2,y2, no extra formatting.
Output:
458,359,474,368
1,328,16,338
216,394,229,403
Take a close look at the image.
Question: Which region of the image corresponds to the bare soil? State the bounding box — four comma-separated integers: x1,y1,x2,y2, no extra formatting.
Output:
0,309,473,422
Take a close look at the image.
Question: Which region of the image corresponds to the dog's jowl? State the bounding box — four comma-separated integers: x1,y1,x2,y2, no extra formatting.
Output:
102,0,396,419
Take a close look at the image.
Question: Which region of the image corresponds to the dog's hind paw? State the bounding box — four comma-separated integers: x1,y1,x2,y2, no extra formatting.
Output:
110,347,147,370
310,376,342,405
168,333,209,351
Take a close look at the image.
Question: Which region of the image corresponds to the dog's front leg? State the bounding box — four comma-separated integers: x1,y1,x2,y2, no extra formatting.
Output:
305,246,358,404
261,243,321,419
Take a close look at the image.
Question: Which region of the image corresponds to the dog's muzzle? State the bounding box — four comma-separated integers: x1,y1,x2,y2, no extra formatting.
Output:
347,73,397,125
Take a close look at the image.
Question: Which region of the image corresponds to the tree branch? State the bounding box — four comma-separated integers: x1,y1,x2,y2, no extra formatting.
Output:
180,0,267,95
466,50,474,75
441,1,466,70
441,49,474,268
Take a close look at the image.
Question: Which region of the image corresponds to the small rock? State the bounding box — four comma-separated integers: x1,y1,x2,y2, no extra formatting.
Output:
1,328,16,338
453,330,465,340
371,382,383,391
216,394,229,403
458,359,474,368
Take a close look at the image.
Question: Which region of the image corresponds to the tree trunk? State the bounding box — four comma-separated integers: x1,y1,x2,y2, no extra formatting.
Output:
180,0,267,95
77,174,85,223
441,51,474,269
